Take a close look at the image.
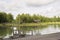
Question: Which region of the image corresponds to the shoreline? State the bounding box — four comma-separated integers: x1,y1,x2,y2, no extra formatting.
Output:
0,22,60,27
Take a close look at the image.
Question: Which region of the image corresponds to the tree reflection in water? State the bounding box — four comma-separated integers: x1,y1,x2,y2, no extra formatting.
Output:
0,26,12,38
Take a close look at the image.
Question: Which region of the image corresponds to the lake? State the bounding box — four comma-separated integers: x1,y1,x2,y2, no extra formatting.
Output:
0,24,60,39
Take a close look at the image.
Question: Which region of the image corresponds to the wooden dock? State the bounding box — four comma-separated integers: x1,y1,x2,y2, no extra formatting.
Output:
4,32,60,40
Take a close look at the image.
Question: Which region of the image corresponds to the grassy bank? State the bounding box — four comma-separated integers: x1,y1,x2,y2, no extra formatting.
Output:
0,22,60,27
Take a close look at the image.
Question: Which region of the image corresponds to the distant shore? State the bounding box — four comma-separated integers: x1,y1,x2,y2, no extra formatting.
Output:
0,22,60,27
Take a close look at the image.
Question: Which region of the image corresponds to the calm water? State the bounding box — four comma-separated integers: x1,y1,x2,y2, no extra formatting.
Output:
0,24,60,38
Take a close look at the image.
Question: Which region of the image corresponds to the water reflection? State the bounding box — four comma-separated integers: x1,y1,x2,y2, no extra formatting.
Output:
0,26,12,38
40,25,60,35
18,25,48,35
0,24,60,38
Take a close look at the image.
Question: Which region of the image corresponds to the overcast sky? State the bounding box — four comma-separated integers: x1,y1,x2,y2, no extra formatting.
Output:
0,0,60,19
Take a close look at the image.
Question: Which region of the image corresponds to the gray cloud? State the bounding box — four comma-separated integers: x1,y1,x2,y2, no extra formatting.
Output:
0,0,60,19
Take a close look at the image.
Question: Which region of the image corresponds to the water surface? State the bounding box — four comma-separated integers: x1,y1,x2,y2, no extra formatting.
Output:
0,24,60,38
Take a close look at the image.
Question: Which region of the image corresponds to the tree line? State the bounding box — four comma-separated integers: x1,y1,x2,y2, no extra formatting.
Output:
0,12,60,23
0,12,13,23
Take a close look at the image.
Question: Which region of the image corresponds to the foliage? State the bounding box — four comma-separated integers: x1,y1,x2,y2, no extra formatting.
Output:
7,13,13,23
0,12,13,23
0,12,60,23
16,13,60,23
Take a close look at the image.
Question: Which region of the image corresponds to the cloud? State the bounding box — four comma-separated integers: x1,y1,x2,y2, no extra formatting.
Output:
0,0,60,19
26,0,56,5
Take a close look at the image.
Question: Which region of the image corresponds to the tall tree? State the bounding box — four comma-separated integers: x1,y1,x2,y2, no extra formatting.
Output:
0,12,7,23
16,14,20,23
7,13,13,23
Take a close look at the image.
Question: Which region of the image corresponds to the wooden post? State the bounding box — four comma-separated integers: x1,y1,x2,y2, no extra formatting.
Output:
31,30,33,35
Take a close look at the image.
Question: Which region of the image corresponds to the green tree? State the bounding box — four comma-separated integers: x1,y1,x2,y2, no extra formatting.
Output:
16,14,20,23
0,12,7,23
7,13,14,23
